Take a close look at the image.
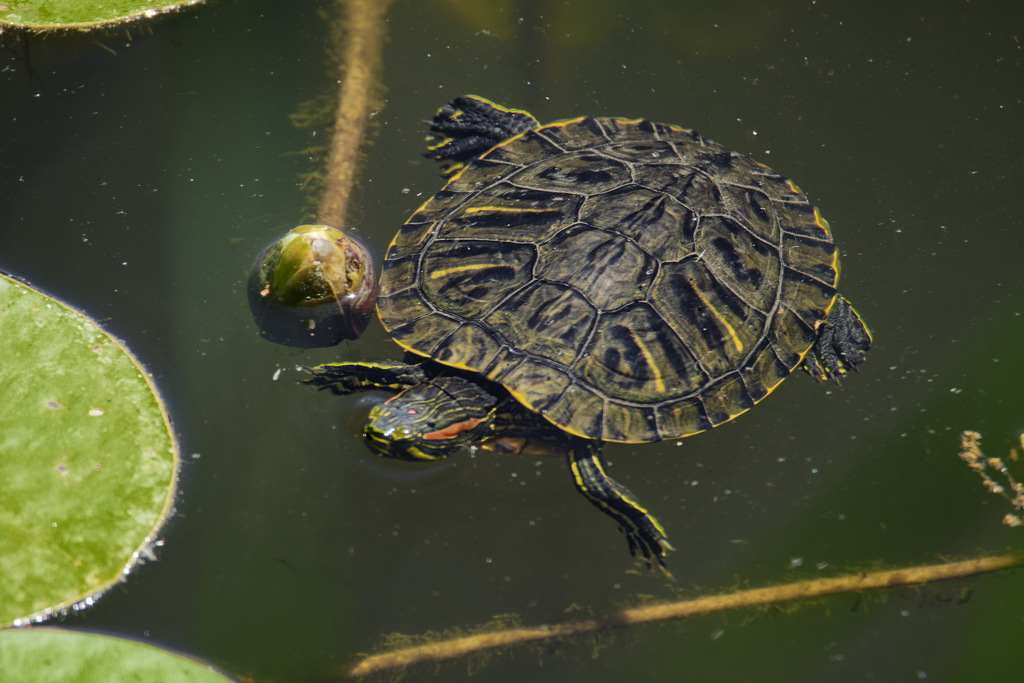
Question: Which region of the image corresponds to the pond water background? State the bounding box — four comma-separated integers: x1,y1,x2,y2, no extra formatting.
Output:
2,1,1024,680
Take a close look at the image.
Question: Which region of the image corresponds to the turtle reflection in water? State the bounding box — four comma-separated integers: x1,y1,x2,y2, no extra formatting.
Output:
306,96,871,569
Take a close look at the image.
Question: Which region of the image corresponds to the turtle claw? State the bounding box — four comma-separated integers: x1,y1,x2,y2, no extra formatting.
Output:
625,526,675,578
302,361,428,395
425,96,539,175
804,296,872,384
568,444,675,573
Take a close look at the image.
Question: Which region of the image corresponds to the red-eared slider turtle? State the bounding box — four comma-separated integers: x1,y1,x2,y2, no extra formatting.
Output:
307,96,871,568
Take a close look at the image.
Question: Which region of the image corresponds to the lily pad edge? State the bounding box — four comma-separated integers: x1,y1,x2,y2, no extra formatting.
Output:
0,0,205,33
0,271,181,629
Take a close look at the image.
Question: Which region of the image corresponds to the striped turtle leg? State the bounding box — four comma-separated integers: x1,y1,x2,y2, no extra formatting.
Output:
302,360,428,395
567,442,675,570
803,296,872,383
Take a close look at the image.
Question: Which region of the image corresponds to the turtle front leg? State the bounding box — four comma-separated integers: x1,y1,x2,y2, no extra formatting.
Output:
567,442,675,571
302,360,427,395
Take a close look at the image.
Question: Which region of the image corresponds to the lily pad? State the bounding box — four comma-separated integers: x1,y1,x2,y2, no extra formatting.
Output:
0,0,203,31
0,273,178,627
0,628,232,682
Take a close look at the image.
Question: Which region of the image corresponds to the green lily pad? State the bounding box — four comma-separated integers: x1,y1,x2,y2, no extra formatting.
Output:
0,273,178,627
0,0,203,31
0,628,232,682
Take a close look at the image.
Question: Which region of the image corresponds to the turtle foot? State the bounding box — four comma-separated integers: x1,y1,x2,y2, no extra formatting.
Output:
302,361,427,395
425,95,539,176
804,296,872,383
568,444,674,575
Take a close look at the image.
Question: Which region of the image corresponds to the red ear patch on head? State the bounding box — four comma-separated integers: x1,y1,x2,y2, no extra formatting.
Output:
423,417,482,441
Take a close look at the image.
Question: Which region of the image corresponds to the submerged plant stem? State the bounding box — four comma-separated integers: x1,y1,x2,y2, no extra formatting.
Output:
346,553,1024,677
317,0,395,228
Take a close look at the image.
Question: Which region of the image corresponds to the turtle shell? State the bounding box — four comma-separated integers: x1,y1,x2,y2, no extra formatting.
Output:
377,116,840,443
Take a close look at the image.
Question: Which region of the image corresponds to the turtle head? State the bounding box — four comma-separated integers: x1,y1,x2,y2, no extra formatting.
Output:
363,375,500,461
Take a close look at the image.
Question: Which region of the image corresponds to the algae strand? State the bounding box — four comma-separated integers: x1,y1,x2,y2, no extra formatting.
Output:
346,553,1024,677
318,0,396,228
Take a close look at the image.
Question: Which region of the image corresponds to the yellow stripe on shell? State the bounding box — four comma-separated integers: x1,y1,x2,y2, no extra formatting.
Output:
427,262,500,280
462,205,555,214
689,284,744,355
630,333,667,394
812,206,834,241
662,123,693,134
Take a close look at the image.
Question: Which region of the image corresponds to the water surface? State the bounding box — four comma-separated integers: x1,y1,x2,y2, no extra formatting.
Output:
2,1,1023,681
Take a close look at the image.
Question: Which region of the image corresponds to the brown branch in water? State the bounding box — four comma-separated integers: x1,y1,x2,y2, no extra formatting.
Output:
345,553,1024,677
317,0,396,229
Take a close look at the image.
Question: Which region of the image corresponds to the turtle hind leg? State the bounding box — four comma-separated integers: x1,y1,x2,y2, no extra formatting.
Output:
804,296,872,384
567,443,674,574
425,96,539,177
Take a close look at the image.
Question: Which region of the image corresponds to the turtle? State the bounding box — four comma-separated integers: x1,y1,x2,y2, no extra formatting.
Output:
305,95,871,569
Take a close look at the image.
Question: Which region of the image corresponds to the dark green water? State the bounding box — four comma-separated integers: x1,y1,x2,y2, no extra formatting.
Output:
3,1,1024,680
